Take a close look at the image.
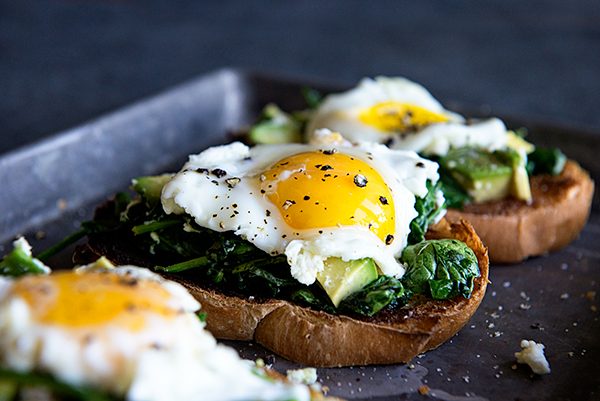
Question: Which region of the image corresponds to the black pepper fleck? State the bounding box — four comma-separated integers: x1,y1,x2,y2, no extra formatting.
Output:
379,196,389,205
385,234,394,245
354,174,368,187
225,177,241,188
282,200,296,210
121,278,139,287
211,168,227,178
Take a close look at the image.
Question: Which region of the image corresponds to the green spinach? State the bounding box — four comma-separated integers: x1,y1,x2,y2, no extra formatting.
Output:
408,180,445,244
0,369,116,401
340,276,410,316
291,288,336,314
0,241,49,277
526,147,566,176
401,239,479,300
301,87,323,109
438,170,471,209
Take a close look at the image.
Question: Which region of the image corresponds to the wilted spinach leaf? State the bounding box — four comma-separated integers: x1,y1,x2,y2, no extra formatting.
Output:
291,288,336,314
339,276,410,316
526,147,566,176
0,241,49,277
301,87,323,109
0,368,116,401
401,239,479,300
438,170,471,209
408,180,446,244
231,256,297,297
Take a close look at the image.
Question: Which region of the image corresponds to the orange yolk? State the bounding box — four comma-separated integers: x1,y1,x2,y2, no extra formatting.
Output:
358,101,449,132
12,271,176,331
261,151,395,244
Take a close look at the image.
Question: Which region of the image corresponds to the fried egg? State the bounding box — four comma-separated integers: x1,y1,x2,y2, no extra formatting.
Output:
161,130,440,285
0,260,310,401
306,76,508,156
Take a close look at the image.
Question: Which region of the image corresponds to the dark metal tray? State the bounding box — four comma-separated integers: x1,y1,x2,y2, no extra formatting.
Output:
1,69,598,401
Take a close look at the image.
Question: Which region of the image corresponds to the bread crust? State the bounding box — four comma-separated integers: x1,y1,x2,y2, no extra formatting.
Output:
78,218,488,367
446,160,594,263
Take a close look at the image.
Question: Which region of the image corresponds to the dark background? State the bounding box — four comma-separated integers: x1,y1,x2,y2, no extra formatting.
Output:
1,0,599,155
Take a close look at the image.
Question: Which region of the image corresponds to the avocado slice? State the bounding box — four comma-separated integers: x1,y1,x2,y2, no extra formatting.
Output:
440,148,513,203
495,149,532,202
506,130,535,154
132,174,173,204
316,258,379,307
248,104,303,144
510,158,532,202
440,147,533,203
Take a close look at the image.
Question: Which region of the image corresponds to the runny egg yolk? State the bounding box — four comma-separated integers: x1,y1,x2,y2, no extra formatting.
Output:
358,101,449,133
12,271,176,331
261,151,396,244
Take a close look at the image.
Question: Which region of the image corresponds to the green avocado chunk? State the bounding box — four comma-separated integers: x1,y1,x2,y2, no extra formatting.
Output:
132,174,173,204
316,258,379,307
440,147,513,203
248,104,303,144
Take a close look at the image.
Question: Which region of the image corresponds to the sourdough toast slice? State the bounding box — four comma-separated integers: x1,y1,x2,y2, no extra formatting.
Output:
446,160,594,263
75,218,488,367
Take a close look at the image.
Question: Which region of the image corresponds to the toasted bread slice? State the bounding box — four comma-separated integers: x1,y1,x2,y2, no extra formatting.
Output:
75,218,488,367
446,160,594,263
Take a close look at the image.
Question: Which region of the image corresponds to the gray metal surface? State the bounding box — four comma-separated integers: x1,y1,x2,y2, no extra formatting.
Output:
1,69,599,401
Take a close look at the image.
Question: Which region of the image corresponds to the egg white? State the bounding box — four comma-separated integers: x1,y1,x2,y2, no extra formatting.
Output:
0,264,309,401
306,76,508,156
161,136,440,285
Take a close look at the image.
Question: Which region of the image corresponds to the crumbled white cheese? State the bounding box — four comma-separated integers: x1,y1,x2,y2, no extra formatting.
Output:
286,368,318,385
515,339,551,375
